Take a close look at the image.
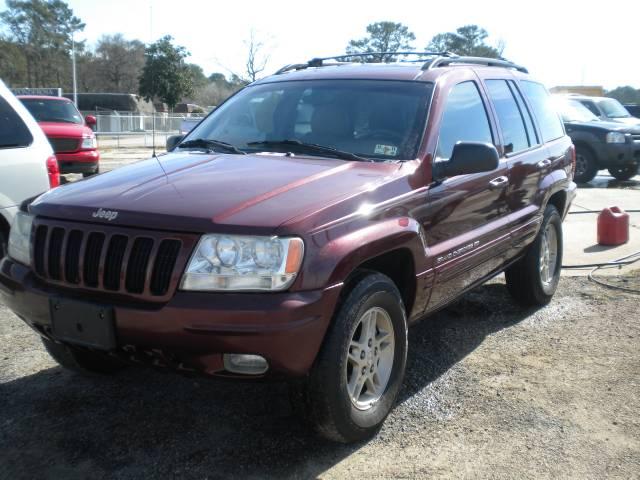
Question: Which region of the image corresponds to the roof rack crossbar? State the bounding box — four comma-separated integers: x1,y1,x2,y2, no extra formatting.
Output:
422,56,528,73
275,53,528,75
275,51,455,75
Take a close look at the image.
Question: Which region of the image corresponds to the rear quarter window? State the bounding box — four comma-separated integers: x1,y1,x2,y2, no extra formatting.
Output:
520,81,564,143
0,96,33,149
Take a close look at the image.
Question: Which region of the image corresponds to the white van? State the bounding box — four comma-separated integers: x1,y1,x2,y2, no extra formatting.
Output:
0,80,57,257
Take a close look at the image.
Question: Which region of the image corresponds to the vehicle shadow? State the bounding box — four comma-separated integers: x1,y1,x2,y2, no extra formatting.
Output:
0,281,537,479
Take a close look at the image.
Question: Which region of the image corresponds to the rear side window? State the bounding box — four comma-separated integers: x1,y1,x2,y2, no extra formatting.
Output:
0,95,33,149
520,81,564,143
436,81,492,159
486,80,530,154
509,81,539,146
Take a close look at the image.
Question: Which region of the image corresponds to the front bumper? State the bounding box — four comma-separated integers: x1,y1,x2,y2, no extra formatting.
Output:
0,258,341,378
57,150,100,174
592,141,640,167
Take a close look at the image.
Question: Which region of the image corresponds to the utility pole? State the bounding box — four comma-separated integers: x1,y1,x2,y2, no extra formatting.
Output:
71,33,78,105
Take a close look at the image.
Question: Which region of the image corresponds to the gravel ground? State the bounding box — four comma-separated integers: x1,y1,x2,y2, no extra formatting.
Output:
1,273,639,479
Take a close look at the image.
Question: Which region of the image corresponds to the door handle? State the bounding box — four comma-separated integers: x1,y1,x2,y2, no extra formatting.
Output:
537,158,552,169
489,176,509,190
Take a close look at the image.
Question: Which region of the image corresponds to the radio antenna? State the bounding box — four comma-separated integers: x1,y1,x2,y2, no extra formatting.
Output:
149,3,167,178
150,3,157,160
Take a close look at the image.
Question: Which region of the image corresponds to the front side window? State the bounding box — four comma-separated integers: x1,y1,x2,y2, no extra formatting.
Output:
552,98,599,123
186,80,433,161
486,80,530,154
0,96,33,149
520,81,564,143
20,98,84,125
436,81,492,160
580,100,601,117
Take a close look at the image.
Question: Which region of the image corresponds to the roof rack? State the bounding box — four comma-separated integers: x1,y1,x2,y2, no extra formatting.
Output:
275,51,454,75
274,52,528,75
421,56,528,73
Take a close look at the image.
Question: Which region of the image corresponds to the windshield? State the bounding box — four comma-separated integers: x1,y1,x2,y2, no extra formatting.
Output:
596,98,631,118
20,98,84,124
184,79,433,161
553,98,599,122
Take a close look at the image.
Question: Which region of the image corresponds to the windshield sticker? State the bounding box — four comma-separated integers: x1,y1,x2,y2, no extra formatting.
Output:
374,144,398,156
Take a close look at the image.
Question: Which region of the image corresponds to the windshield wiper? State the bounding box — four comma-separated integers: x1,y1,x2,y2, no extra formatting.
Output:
247,139,372,162
179,138,246,155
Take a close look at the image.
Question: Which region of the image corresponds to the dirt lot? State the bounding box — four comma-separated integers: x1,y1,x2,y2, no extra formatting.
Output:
1,273,638,479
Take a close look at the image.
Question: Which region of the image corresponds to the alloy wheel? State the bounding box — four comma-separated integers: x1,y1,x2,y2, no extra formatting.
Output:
346,307,395,410
539,222,559,289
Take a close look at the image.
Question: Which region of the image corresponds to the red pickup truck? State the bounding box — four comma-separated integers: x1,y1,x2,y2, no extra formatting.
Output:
18,96,100,177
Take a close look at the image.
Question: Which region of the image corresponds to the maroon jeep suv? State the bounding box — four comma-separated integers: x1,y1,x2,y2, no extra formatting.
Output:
1,53,576,443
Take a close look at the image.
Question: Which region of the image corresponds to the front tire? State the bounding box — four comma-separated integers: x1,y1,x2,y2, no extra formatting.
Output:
574,146,598,183
506,204,563,306
608,164,638,181
291,272,408,443
42,337,125,375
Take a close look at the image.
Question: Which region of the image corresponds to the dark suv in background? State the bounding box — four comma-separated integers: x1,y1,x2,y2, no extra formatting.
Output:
569,94,640,126
553,95,640,182
1,53,575,443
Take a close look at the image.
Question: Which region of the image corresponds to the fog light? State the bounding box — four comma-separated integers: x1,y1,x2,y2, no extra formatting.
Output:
223,354,268,375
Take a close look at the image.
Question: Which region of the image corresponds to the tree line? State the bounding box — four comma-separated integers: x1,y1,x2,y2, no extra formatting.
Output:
4,1,634,111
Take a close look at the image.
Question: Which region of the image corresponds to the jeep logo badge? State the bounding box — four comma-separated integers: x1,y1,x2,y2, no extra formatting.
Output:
92,208,119,221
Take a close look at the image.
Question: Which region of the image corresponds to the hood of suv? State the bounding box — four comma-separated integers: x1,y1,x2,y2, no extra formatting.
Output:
603,116,640,127
31,152,398,233
565,119,640,135
38,121,93,138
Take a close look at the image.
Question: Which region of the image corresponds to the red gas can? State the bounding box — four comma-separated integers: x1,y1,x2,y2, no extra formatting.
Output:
597,207,629,246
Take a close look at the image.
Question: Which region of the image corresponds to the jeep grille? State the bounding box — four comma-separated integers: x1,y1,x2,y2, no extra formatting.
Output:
32,218,197,300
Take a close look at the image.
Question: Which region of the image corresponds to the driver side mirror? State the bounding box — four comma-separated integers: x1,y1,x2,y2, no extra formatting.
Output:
435,142,499,179
85,115,97,127
166,135,184,151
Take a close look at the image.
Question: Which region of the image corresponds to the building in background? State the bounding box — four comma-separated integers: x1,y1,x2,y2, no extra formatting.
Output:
550,85,605,97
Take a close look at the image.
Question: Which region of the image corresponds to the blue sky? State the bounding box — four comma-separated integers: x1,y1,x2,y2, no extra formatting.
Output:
2,0,639,89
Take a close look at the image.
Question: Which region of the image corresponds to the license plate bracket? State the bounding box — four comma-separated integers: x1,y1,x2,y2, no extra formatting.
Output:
49,298,116,350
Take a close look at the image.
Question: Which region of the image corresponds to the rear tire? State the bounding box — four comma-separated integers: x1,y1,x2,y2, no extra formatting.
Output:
42,337,125,375
574,146,598,183
290,272,408,443
506,204,563,306
608,164,638,181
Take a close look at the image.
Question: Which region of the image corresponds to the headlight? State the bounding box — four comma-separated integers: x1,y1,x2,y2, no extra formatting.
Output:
606,132,626,144
180,235,304,291
81,135,96,149
8,212,34,266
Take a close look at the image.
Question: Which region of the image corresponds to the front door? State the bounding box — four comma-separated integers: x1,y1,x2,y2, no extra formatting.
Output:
423,80,512,310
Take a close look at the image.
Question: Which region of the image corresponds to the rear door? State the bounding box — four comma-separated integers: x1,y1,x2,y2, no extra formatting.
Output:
482,78,547,250
424,80,511,310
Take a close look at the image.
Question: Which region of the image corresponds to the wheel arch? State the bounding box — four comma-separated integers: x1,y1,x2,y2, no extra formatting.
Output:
547,190,567,217
342,248,417,317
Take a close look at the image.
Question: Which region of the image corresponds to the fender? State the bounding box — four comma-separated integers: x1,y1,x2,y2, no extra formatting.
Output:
299,216,431,319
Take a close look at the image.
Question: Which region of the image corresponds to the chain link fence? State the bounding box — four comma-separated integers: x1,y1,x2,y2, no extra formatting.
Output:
85,112,207,149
